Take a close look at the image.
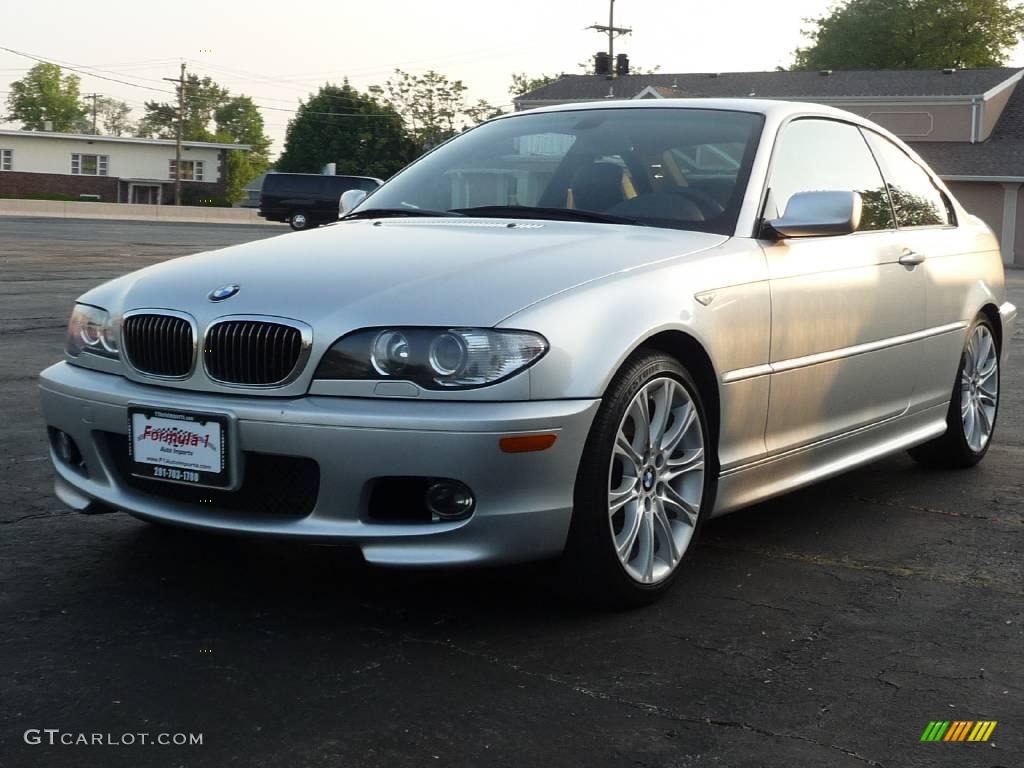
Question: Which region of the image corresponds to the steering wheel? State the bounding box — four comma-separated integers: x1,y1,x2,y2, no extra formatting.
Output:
671,188,726,218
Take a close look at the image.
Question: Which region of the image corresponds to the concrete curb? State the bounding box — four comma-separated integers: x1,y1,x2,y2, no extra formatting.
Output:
0,199,279,225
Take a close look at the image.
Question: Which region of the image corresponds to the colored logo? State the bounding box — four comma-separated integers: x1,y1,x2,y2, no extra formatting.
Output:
208,284,239,302
920,721,997,742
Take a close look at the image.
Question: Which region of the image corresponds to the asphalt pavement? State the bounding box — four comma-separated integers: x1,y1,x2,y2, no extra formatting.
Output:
0,216,1021,768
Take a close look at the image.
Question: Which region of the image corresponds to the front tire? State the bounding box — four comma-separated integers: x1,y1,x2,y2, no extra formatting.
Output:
561,350,715,606
909,317,1000,468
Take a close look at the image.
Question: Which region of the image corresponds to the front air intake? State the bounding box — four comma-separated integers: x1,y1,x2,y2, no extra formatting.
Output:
203,319,304,386
122,313,194,378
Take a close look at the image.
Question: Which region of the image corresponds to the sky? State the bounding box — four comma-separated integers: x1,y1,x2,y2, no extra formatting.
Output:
2,0,1023,156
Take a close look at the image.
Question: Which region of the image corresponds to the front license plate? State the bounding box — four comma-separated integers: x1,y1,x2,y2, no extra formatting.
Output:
128,407,231,488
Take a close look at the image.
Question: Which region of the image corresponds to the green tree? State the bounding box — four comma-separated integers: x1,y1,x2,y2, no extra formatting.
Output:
509,72,561,97
794,0,1024,70
6,63,86,131
76,96,135,136
371,69,500,150
139,76,271,204
463,98,505,125
276,81,413,178
138,74,229,140
96,97,135,136
214,96,272,202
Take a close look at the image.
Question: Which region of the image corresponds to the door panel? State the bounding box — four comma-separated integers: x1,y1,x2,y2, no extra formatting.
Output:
761,118,926,455
764,236,924,453
862,130,982,411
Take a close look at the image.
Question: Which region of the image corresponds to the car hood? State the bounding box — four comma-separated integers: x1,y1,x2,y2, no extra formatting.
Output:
81,218,728,329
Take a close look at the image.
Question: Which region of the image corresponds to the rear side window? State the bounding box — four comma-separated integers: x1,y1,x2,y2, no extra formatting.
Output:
766,119,894,231
264,175,310,196
863,132,951,228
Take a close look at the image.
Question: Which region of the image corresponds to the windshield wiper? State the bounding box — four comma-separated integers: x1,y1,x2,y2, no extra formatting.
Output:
449,205,642,226
343,207,465,220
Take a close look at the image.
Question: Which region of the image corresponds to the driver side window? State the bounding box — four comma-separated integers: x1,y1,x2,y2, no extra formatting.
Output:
768,119,895,232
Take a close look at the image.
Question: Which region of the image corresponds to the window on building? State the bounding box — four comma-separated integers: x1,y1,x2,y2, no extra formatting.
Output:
863,131,952,228
71,154,109,176
0,149,11,171
169,159,204,181
766,119,895,232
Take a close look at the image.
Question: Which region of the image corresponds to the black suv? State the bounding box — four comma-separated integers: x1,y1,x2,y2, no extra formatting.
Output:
258,173,382,230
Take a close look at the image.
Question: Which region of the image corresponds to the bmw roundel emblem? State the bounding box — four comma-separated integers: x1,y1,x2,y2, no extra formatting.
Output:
208,284,240,302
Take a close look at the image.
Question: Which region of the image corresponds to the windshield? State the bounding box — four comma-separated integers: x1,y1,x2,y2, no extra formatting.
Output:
358,107,764,235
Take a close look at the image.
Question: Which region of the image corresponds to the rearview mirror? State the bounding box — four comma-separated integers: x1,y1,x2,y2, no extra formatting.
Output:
767,190,862,238
339,189,368,217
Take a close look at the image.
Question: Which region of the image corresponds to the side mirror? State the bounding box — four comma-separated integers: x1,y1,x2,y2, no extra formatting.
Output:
766,190,863,238
339,189,368,217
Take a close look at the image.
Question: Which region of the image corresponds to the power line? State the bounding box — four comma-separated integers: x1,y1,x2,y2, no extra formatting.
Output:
0,46,401,118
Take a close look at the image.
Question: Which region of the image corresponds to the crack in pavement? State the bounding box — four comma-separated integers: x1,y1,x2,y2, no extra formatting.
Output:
360,625,886,767
0,510,74,525
702,541,1024,597
849,494,1024,526
0,323,67,335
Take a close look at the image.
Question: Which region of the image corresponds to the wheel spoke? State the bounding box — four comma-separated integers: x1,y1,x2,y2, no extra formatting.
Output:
648,380,673,448
609,480,639,516
659,482,699,528
976,332,994,372
963,400,976,445
615,504,644,559
653,500,680,566
637,513,655,582
976,399,992,437
629,394,651,451
977,358,998,384
614,432,642,471
660,403,695,455
664,448,704,482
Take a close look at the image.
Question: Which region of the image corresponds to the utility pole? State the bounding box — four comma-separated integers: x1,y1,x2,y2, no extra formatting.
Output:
588,0,632,76
84,93,100,134
163,62,186,206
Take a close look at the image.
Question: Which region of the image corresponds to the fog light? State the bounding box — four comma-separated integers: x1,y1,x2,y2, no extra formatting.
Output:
52,429,84,468
424,480,475,520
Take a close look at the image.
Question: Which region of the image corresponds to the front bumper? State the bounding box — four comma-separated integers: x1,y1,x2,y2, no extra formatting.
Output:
39,362,599,566
1000,301,1017,363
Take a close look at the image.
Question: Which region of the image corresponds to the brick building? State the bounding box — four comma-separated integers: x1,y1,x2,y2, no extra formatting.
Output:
0,129,250,205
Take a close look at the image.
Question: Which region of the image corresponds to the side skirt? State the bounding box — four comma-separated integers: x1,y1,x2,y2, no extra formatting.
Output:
711,403,948,517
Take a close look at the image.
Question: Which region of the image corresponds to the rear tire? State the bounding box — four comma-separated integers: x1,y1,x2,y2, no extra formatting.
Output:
560,350,715,607
909,317,1000,468
289,211,311,230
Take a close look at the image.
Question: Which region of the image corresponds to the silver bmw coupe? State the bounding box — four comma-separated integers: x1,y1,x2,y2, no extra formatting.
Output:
40,100,1016,603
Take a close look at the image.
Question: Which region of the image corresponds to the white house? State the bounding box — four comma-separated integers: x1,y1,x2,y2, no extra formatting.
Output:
0,129,250,205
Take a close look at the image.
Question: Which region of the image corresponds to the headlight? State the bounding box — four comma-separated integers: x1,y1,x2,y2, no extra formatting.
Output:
315,327,547,389
66,304,119,359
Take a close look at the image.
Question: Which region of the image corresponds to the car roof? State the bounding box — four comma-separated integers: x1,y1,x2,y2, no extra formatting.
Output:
265,172,380,181
500,97,856,122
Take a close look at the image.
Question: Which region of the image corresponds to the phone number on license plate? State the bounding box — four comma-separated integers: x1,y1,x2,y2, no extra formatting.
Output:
149,466,202,483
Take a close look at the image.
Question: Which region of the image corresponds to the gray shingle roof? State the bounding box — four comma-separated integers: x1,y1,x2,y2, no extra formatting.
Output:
516,68,1023,103
911,80,1024,177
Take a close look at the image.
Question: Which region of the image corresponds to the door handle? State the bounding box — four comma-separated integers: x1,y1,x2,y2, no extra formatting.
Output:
898,250,926,267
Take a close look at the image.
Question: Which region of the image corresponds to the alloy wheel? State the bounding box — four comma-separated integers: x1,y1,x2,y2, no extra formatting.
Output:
608,376,705,585
961,323,999,452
